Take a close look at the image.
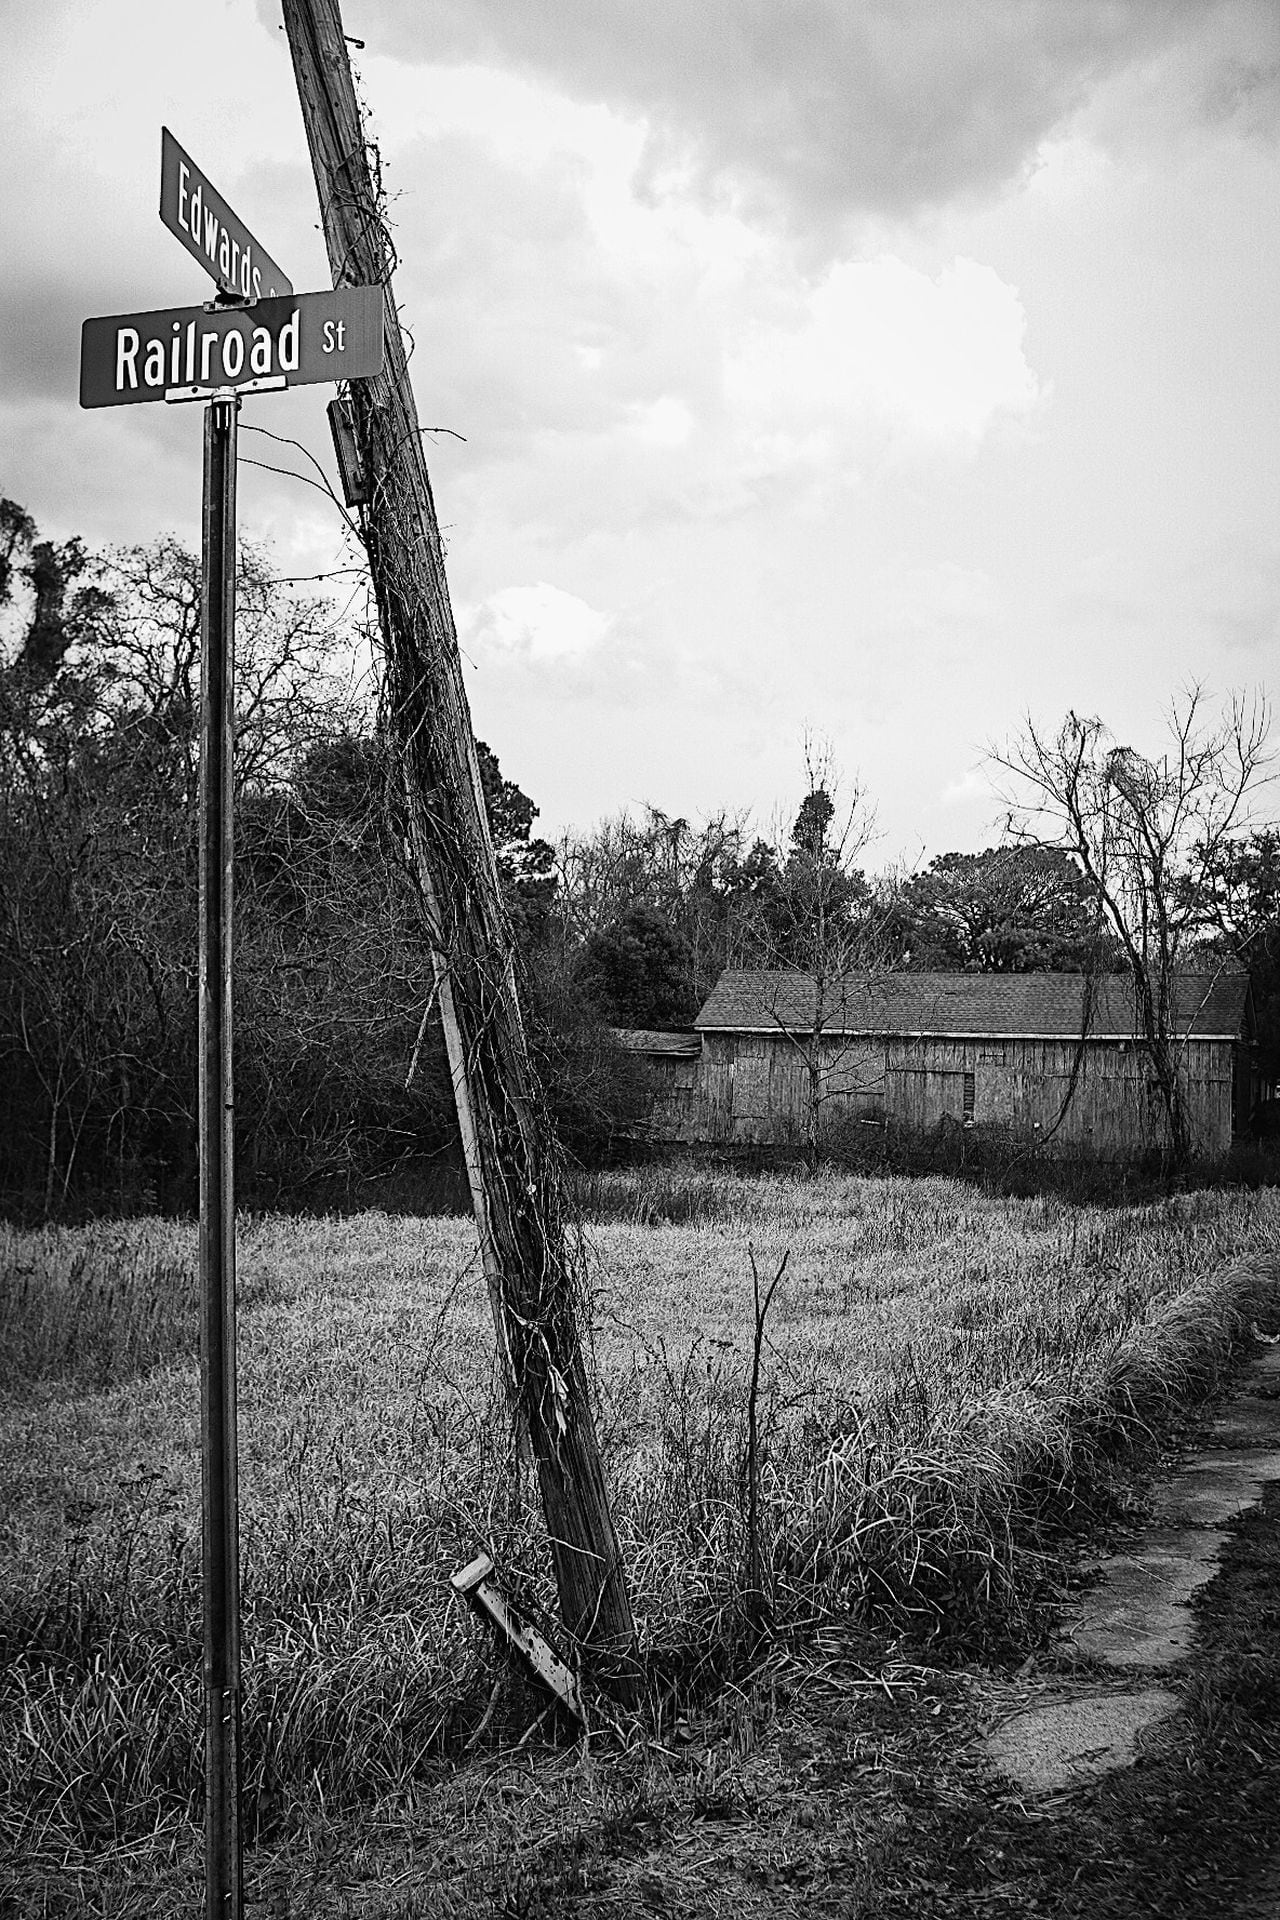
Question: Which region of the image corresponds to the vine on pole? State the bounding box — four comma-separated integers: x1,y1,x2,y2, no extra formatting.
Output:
281,0,639,1700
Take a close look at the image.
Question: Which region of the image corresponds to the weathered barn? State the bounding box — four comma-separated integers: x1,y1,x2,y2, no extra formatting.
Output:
612,1028,702,1137
619,970,1257,1159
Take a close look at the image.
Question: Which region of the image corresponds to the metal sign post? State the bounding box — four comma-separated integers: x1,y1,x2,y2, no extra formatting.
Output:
78,126,383,1917
198,390,242,1920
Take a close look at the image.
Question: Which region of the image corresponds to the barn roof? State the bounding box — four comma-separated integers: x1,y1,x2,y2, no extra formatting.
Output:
694,970,1251,1041
612,1028,702,1057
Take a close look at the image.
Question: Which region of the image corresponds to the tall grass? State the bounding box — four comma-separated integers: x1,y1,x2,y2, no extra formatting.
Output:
588,1173,1280,1645
573,1164,748,1226
1,1173,1278,1864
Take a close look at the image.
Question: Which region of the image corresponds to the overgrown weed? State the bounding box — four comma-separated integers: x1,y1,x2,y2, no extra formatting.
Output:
573,1164,747,1226
1,1174,1278,1871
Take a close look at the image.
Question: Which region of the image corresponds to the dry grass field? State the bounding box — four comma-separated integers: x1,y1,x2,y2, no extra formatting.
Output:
2,1166,1278,1911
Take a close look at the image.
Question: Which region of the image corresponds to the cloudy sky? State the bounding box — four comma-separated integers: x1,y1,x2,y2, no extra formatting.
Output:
2,0,1277,859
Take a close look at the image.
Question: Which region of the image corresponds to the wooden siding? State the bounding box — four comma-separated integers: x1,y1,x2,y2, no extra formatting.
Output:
638,1054,703,1141
682,1033,881,1144
640,1030,1239,1157
881,1035,1235,1158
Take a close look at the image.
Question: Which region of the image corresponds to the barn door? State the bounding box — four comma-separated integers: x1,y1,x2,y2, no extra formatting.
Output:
731,1047,772,1140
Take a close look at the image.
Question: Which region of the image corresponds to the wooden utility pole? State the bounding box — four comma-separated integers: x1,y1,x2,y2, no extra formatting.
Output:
281,0,639,1700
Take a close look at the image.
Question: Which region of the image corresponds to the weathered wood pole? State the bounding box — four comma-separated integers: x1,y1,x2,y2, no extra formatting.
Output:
281,0,639,1699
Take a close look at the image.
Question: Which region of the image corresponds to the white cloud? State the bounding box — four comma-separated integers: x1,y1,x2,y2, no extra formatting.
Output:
361,55,645,187
464,582,611,662
723,257,1045,471
328,70,1047,550
628,396,694,447
940,763,996,808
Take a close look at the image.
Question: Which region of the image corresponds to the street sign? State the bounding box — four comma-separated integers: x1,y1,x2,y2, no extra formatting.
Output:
76,108,391,1920
79,286,384,407
160,127,292,301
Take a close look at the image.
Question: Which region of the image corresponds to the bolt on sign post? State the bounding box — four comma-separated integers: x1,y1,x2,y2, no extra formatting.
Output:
80,133,383,1920
281,0,641,1705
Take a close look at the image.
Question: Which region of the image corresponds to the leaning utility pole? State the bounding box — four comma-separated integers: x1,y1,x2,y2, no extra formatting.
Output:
281,0,638,1699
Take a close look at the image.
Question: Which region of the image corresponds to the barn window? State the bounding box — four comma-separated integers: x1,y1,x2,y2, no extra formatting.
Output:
963,1071,975,1123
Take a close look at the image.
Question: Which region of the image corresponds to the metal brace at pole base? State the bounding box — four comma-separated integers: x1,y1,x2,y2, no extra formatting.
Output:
451,1553,584,1723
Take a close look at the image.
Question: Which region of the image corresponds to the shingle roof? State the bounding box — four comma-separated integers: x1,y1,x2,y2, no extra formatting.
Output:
612,1028,702,1057
694,971,1250,1040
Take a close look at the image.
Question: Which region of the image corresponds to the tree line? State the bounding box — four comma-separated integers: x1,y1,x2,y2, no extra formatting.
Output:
1,500,1275,1213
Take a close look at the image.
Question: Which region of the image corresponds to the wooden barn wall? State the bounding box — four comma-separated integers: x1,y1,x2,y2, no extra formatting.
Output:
686,1032,886,1145
884,1036,1235,1159
654,1032,1239,1157
639,1054,703,1141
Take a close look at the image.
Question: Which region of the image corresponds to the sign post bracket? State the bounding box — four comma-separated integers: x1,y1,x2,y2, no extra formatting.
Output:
167,374,287,405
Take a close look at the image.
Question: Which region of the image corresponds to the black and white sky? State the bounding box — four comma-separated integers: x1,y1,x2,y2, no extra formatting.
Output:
2,0,1277,854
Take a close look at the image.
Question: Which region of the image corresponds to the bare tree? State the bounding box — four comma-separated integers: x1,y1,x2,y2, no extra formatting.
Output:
99,539,364,803
991,687,1272,1169
731,740,891,1158
555,805,751,987
0,506,404,1215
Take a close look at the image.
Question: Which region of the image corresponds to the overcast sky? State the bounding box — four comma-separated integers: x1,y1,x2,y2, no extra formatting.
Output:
2,0,1277,859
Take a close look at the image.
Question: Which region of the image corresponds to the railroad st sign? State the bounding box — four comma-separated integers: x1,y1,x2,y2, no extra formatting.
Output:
78,286,384,407
160,127,292,302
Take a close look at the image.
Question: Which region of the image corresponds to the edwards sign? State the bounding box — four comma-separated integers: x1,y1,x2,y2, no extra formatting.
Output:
79,287,384,407
160,127,292,302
